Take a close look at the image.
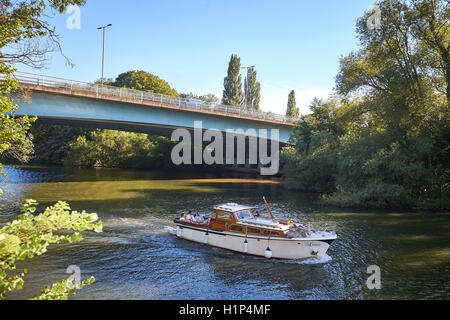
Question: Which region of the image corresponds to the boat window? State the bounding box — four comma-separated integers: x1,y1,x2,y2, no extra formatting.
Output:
252,209,261,217
216,211,234,221
247,227,261,235
229,225,243,233
263,230,280,237
236,210,253,220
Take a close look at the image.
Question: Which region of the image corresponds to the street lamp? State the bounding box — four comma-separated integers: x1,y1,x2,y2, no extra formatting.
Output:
97,24,112,85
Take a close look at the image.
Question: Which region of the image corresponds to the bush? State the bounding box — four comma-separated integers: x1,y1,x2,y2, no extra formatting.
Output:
63,130,176,170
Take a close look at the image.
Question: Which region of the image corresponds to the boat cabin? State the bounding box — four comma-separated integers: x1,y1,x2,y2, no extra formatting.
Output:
212,203,257,230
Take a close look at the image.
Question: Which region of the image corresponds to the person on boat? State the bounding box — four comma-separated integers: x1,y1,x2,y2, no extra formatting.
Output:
194,212,203,224
180,213,186,221
198,212,212,225
203,214,212,225
185,211,194,223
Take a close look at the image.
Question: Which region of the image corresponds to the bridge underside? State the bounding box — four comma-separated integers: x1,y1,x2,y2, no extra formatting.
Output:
34,116,286,175
35,116,194,139
35,116,290,148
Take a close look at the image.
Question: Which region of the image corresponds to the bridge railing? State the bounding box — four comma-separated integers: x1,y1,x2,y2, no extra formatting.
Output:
4,71,298,124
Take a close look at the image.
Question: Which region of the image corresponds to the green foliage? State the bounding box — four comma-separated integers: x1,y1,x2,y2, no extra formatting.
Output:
285,89,449,209
26,123,89,165
283,100,341,193
332,0,449,209
113,70,179,97
63,129,176,169
286,90,299,118
284,2,449,211
0,200,103,299
222,54,244,107
0,65,36,196
31,276,95,300
198,93,220,105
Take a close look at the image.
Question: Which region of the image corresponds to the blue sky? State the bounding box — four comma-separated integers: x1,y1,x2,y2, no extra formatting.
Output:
18,0,375,115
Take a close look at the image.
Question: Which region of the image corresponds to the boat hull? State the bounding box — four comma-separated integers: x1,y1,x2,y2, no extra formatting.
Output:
173,223,334,260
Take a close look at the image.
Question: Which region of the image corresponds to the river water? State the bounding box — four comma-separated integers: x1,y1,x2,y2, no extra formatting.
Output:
1,165,449,300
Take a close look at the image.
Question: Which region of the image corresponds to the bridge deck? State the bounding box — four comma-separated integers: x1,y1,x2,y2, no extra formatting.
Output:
8,71,295,128
19,82,295,127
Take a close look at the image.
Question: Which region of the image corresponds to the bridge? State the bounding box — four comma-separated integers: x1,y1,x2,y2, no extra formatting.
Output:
9,72,295,144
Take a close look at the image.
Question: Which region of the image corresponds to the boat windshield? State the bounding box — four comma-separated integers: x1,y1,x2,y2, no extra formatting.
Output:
236,210,253,220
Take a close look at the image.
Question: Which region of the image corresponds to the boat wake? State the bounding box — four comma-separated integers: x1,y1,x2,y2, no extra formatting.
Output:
296,254,332,265
277,254,333,265
165,226,177,235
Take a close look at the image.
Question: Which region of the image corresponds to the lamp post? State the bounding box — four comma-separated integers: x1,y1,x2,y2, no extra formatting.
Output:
97,24,112,85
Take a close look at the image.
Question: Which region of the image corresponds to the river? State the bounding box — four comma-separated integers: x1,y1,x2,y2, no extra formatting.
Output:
1,165,449,300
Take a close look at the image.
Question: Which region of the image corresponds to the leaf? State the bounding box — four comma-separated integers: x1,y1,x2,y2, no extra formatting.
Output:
70,233,83,243
93,221,103,233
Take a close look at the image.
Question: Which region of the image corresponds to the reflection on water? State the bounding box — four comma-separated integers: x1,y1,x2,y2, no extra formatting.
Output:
1,165,449,300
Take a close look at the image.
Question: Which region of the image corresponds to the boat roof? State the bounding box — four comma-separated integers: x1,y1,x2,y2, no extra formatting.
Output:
214,203,256,213
238,218,290,231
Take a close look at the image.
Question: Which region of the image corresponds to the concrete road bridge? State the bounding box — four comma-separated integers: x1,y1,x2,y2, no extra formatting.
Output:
9,72,295,144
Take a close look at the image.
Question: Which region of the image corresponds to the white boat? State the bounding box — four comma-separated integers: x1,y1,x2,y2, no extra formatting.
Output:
172,198,337,260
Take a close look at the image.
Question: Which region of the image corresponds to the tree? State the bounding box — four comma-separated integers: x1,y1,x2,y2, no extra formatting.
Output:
284,0,449,210
63,130,176,170
408,0,449,101
222,54,244,107
0,65,35,193
244,67,261,110
1,0,91,192
199,93,220,105
0,0,86,69
113,70,179,97
336,0,448,132
286,90,299,118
